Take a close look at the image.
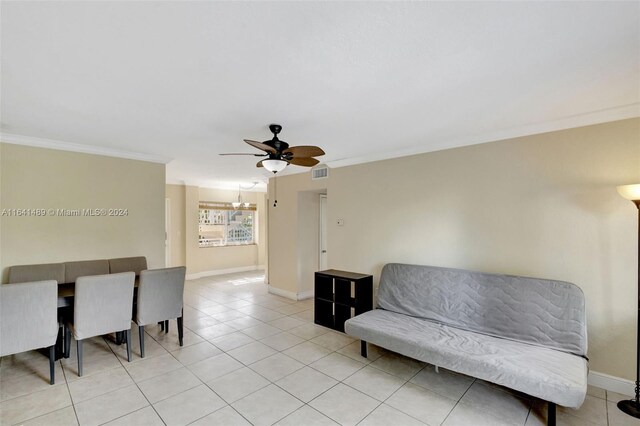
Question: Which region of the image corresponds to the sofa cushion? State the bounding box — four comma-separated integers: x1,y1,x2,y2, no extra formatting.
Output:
377,263,587,356
109,257,147,276
8,263,65,284
345,309,587,408
64,260,110,284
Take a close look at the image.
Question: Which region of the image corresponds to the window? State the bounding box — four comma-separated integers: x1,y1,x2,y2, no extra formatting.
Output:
198,202,256,247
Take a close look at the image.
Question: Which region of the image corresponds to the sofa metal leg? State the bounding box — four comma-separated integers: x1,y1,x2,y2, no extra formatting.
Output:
49,345,55,385
165,320,169,334
361,340,368,358
548,402,556,426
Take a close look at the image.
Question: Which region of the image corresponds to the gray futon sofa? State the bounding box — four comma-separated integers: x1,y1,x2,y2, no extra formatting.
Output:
344,263,588,426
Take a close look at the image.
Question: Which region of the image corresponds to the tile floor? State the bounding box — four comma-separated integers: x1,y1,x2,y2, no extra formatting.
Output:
1,271,639,426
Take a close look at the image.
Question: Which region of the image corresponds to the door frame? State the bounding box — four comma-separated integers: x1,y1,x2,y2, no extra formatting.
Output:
319,194,328,271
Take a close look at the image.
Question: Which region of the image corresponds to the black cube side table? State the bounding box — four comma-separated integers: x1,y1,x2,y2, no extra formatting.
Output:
314,269,373,333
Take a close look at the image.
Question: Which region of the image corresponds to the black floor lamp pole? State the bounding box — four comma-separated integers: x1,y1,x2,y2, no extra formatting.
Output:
617,184,640,418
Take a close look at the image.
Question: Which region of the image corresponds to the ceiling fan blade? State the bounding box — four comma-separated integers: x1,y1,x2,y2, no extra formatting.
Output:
245,139,277,154
283,146,325,158
219,153,267,156
289,157,320,167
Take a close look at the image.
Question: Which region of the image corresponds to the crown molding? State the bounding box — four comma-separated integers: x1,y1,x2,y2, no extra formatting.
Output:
325,103,640,169
0,132,173,164
166,178,268,192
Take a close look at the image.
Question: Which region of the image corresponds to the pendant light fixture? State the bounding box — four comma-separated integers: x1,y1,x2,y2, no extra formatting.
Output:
232,184,243,209
232,182,259,209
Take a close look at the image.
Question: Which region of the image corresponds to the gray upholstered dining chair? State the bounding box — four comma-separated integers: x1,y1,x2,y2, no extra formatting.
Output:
0,280,59,384
134,266,186,357
65,272,135,376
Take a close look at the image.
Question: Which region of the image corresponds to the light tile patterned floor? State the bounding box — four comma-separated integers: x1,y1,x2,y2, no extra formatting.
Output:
0,271,638,425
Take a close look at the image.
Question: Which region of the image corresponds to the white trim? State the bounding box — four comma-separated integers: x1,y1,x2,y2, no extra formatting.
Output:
267,285,298,300
165,179,268,193
320,103,639,169
165,198,171,268
0,133,172,164
186,265,264,280
298,290,314,300
588,370,635,396
267,285,314,301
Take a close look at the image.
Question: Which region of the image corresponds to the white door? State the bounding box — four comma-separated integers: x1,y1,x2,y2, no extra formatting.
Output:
319,194,328,270
165,198,171,267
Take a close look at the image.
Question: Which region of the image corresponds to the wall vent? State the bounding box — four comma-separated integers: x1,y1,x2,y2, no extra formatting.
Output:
311,165,329,180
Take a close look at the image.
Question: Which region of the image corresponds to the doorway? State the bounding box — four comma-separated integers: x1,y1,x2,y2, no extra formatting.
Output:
319,194,328,271
165,198,171,267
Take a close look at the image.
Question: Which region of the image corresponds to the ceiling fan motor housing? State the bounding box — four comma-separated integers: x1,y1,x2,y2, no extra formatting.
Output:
269,124,282,135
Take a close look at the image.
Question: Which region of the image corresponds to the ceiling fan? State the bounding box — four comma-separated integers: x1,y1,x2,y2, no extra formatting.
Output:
220,124,325,174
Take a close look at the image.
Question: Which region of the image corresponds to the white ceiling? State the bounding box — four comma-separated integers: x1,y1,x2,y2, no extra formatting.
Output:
2,1,638,191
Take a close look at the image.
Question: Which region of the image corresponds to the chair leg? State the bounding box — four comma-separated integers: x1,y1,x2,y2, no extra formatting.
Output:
77,340,83,377
165,320,169,334
177,315,184,347
64,326,71,359
60,325,65,358
139,325,145,358
125,329,132,362
49,345,55,385
361,340,368,358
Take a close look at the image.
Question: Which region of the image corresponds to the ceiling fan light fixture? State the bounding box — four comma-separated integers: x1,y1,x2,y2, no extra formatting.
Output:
262,159,288,173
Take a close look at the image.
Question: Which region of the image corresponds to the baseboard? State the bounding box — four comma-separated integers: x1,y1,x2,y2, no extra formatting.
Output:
186,265,264,280
267,285,314,301
267,285,297,300
588,370,634,396
298,290,314,300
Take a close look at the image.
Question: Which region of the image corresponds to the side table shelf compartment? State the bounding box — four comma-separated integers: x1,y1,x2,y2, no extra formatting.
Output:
314,269,373,333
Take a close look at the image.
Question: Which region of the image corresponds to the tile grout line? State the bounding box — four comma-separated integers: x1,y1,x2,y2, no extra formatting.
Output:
372,362,430,425
105,333,169,426
60,357,82,426
181,276,357,425
439,377,476,426
127,317,259,424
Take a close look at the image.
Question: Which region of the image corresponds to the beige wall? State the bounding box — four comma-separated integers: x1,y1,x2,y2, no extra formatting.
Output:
268,175,327,295
165,184,186,267
0,143,166,281
267,118,640,380
166,184,266,276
